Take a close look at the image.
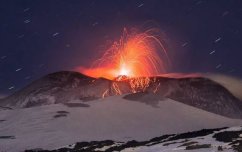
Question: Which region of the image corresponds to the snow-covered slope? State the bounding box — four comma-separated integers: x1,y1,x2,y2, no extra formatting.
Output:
0,96,241,151
27,126,242,152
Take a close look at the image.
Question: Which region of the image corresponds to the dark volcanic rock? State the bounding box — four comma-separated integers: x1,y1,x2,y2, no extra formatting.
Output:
153,77,242,119
0,135,15,139
185,144,211,150
213,129,242,152
123,77,242,118
63,103,90,108
213,130,242,142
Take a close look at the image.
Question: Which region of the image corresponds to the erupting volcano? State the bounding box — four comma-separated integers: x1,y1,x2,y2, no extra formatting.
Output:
79,28,170,80
2,1,242,152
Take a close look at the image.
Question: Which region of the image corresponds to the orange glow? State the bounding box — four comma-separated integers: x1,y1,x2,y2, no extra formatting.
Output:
79,28,169,80
119,63,130,76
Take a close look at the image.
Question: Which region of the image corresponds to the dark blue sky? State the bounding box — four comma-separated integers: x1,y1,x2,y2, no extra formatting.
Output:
0,0,242,95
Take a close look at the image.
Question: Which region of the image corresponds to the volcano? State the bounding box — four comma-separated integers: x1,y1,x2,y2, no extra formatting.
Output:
0,71,242,151
0,71,242,118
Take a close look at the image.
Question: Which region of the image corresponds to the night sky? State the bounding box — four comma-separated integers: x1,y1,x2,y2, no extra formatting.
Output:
0,0,242,96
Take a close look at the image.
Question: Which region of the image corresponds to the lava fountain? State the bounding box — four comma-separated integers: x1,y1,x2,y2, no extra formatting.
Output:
79,28,170,80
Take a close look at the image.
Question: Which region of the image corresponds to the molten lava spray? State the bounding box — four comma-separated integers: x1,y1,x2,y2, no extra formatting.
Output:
80,28,169,80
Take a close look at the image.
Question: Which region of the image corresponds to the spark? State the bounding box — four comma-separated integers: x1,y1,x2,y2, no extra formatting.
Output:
78,27,170,94
214,37,222,43
15,68,22,72
18,34,25,38
153,82,160,93
92,22,99,26
102,89,109,98
196,1,203,5
111,82,122,95
8,86,15,90
222,11,229,17
216,64,222,69
23,8,30,12
52,32,59,37
38,64,45,68
24,20,30,23
138,3,144,8
182,42,188,47
1,56,7,60
80,28,169,80
25,76,31,80
209,50,216,55
129,77,151,93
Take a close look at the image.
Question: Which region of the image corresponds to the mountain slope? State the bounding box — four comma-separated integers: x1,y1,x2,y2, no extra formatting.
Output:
0,71,242,118
0,96,241,151
26,126,242,152
0,71,100,107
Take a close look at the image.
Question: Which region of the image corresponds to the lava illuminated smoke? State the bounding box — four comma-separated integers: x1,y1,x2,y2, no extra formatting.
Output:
80,28,170,80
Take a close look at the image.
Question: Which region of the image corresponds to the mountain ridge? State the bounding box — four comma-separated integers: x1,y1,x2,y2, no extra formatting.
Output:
0,71,242,119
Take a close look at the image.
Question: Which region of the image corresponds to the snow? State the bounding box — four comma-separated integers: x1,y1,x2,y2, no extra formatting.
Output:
120,126,241,152
0,96,241,151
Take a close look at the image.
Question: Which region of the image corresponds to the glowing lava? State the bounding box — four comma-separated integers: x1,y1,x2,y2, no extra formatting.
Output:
119,63,130,76
79,28,169,80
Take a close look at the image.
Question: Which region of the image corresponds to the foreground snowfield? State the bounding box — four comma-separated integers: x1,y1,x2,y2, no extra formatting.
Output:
25,126,242,152
125,127,242,152
0,95,241,151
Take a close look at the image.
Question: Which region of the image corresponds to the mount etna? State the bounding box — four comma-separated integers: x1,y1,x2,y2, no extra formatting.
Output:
0,71,242,152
